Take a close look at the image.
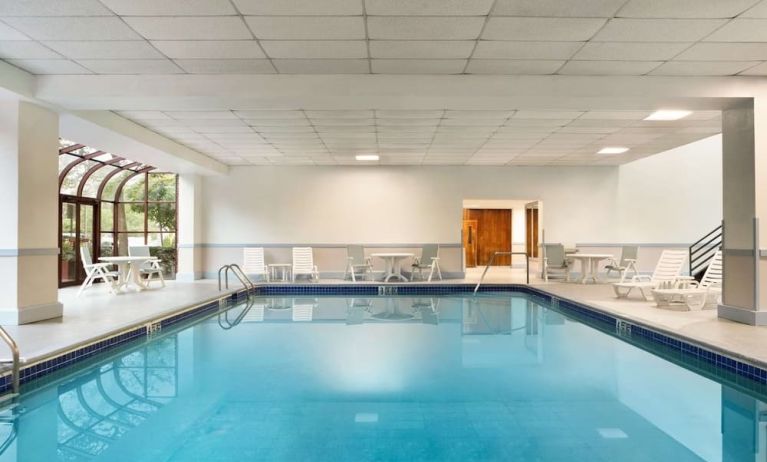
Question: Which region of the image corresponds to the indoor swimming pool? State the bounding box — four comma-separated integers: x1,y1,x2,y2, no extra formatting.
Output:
1,292,762,461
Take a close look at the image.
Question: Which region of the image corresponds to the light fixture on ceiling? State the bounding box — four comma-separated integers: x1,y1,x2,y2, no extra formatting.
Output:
644,110,692,121
355,154,379,161
597,147,629,155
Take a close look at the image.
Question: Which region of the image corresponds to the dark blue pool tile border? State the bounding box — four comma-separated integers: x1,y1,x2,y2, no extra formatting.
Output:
0,293,242,394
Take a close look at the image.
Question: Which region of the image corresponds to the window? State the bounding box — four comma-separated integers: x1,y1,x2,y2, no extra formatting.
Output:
57,139,178,287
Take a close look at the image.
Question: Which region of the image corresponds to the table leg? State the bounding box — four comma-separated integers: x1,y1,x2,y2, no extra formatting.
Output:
591,259,600,284
130,262,148,291
579,259,589,284
113,263,128,292
393,258,408,282
383,258,393,282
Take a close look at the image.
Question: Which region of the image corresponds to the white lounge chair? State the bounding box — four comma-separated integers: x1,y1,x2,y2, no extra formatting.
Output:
651,250,722,310
543,244,570,282
243,247,269,281
613,249,687,300
344,245,372,282
411,244,442,281
604,245,639,282
129,246,165,288
77,246,117,297
292,247,319,282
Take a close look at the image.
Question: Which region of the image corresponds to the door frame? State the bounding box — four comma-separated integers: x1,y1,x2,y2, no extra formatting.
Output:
59,195,100,288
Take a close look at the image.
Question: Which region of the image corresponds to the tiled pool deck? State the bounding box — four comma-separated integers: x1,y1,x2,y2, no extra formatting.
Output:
1,275,766,393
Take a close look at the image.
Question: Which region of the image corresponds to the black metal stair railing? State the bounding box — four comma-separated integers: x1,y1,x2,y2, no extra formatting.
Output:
689,225,723,281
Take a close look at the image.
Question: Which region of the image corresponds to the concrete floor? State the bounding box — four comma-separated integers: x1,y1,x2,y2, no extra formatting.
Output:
3,267,766,373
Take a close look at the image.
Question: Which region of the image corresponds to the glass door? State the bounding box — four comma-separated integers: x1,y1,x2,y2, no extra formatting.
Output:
59,198,98,287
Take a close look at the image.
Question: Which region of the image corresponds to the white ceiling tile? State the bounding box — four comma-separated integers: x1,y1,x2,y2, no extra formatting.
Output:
233,0,361,15
234,110,304,118
649,60,758,75
472,41,582,60
273,59,368,73
368,17,485,40
248,118,311,126
573,42,691,60
617,0,758,18
43,41,163,59
245,16,365,40
482,18,606,41
0,23,27,40
676,42,767,60
119,111,171,120
99,0,236,15
261,41,367,59
705,19,767,41
580,111,651,120
7,59,90,74
0,0,111,15
466,60,563,74
194,126,255,134
78,59,182,74
493,0,625,17
369,40,475,59
372,59,466,74
445,110,513,119
366,0,494,15
739,61,767,74
376,110,443,118
124,17,252,40
742,0,767,17
515,110,584,119
152,41,265,59
3,17,141,40
558,60,662,75
167,111,237,119
306,110,374,118
592,19,726,42
175,59,275,74
0,40,61,59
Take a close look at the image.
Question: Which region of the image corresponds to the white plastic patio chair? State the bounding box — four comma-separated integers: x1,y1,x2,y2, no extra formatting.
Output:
542,244,570,282
411,244,442,281
128,246,165,288
613,249,687,300
344,245,372,282
77,245,117,297
651,250,722,310
243,247,269,282
292,247,319,282
604,245,639,282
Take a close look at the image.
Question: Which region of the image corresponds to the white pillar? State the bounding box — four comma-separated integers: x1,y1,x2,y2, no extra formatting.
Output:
176,173,204,281
0,100,63,324
718,98,767,325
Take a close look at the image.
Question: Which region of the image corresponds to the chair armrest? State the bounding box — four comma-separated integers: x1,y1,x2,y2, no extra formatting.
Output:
85,262,113,270
624,258,637,263
631,275,652,282
430,257,440,261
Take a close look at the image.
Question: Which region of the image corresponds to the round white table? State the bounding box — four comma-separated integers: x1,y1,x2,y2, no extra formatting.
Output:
370,253,414,282
99,256,154,292
268,263,292,282
565,253,614,284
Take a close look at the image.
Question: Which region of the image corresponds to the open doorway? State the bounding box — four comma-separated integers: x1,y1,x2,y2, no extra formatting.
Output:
462,199,540,269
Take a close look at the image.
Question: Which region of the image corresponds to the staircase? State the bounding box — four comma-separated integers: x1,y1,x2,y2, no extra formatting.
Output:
689,225,722,282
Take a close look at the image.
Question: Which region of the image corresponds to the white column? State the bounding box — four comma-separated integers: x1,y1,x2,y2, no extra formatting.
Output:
176,173,204,281
0,100,62,325
718,98,767,325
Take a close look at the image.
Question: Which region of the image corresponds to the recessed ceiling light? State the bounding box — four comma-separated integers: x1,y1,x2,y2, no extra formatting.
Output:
644,110,692,121
598,147,629,155
355,154,379,161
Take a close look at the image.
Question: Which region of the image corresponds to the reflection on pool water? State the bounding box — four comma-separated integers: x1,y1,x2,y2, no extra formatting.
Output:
1,294,764,461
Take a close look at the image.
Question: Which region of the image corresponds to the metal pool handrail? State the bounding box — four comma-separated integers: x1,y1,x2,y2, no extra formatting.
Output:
474,251,530,294
0,327,19,394
218,264,255,293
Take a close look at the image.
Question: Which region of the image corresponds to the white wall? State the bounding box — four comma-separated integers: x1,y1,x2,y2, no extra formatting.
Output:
201,166,619,245
616,135,722,244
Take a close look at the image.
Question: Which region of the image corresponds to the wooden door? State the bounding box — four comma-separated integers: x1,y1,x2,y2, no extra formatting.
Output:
463,209,512,266
526,207,539,258
462,219,478,268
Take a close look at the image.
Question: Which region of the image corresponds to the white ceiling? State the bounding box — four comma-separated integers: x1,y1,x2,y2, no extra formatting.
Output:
0,0,766,77
117,108,721,166
0,0,755,166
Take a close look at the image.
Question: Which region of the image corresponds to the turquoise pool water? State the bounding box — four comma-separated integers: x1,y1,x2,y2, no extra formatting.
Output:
1,294,763,461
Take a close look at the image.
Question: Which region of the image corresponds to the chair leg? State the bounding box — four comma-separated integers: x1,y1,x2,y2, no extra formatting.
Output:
158,270,165,287
350,264,356,282
77,273,94,297
427,264,435,282
436,262,443,280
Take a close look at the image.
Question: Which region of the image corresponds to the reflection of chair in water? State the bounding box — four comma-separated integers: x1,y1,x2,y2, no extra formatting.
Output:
370,298,415,321
292,298,317,321
412,298,440,325
56,339,178,460
346,298,374,325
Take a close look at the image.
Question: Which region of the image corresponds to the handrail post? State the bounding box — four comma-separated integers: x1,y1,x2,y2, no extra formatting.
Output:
474,251,530,294
0,327,19,394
